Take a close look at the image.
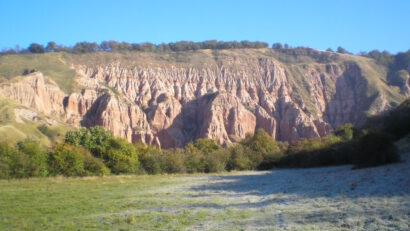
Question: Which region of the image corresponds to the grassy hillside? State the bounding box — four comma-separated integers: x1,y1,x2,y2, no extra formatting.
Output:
0,98,69,146
0,53,77,93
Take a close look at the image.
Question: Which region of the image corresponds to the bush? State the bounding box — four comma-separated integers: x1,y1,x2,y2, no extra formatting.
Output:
161,150,186,174
353,133,400,168
0,142,30,178
241,129,283,169
17,139,48,177
226,144,253,171
382,99,410,140
48,143,86,176
65,126,112,156
137,144,163,174
193,139,220,154
204,149,230,172
103,138,139,174
48,143,108,176
0,140,50,178
83,154,110,176
183,142,206,173
334,123,355,141
65,126,135,174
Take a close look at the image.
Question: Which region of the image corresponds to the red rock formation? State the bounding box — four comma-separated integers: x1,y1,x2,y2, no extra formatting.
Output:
0,51,406,148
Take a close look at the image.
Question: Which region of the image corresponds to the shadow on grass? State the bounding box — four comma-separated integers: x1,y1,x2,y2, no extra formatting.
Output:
189,157,409,203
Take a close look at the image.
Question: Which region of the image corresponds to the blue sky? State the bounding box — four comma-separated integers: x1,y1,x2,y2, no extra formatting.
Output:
1,0,409,53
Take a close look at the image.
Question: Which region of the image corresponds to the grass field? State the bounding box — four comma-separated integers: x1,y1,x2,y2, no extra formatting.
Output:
0,148,409,231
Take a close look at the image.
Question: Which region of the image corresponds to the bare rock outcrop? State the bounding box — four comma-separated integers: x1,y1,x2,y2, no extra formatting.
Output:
0,51,406,148
0,73,66,115
198,92,256,145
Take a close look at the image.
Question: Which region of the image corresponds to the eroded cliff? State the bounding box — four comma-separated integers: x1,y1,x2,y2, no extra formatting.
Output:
0,49,407,147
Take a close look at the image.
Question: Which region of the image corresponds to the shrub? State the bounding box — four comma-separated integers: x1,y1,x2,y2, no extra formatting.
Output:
0,140,50,178
382,99,410,140
193,139,220,154
83,154,110,176
272,134,351,168
161,150,186,174
204,149,230,172
226,144,253,171
334,123,355,141
48,143,109,176
353,133,400,168
102,138,139,174
137,144,163,174
17,139,48,177
48,143,88,176
241,129,283,169
0,142,31,178
183,143,206,173
65,126,112,156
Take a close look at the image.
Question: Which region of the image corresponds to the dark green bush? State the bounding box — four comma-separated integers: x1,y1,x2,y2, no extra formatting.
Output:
65,126,137,174
0,140,50,178
272,135,352,168
17,139,49,177
353,133,400,168
227,144,253,171
161,150,186,174
193,138,220,154
204,149,230,172
48,143,109,176
137,144,163,174
0,142,29,178
183,143,206,173
65,126,112,156
382,99,410,140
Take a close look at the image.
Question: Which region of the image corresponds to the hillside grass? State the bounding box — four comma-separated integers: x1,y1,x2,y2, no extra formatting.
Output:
0,53,77,93
0,98,70,146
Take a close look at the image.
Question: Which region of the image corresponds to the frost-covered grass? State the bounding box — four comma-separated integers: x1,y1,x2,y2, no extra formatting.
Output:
1,152,409,230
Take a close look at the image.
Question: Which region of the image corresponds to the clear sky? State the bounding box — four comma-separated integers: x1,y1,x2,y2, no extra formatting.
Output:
1,0,409,53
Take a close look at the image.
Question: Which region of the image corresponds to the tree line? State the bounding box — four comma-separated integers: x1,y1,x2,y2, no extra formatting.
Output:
0,40,269,54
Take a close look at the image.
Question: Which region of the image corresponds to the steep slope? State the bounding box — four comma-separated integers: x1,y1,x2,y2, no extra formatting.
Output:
0,49,407,147
0,97,68,146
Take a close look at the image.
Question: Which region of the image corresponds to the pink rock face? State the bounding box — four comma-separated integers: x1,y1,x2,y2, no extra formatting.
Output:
198,92,256,145
0,73,66,115
0,52,406,148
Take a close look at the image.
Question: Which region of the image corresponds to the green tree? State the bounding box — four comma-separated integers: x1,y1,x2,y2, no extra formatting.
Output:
337,46,348,54
241,129,282,169
272,43,283,49
28,43,45,53
193,138,219,154
73,42,99,53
